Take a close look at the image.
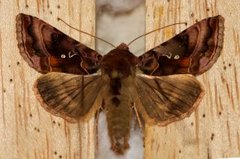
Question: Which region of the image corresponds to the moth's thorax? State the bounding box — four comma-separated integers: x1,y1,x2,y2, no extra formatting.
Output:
100,43,138,78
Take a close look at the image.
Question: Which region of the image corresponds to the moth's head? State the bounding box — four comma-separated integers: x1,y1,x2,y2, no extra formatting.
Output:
100,43,139,78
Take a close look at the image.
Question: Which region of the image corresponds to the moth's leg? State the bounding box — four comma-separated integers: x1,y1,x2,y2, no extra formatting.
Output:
95,100,104,151
132,102,142,128
94,110,101,151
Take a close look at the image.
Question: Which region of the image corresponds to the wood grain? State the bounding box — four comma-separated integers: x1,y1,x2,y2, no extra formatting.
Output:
0,0,96,159
145,0,240,158
1,0,240,159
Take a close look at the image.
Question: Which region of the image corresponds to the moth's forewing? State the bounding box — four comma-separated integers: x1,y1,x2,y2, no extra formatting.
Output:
34,72,104,122
135,74,204,126
138,15,224,76
16,13,102,75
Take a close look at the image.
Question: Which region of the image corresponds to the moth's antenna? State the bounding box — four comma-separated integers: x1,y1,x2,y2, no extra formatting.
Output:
57,17,116,48
127,22,187,46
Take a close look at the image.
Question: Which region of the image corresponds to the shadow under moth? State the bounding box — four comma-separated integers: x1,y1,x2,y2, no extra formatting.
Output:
16,13,224,154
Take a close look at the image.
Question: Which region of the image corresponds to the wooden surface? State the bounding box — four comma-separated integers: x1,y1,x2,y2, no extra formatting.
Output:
0,1,96,159
144,0,240,159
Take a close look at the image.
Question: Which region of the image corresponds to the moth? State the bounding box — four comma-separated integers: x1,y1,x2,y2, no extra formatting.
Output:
16,13,224,154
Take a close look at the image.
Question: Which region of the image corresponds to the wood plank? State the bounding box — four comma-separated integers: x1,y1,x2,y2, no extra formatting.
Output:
0,0,96,159
144,0,240,158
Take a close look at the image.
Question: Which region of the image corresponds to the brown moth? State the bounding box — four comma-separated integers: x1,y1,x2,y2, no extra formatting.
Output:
16,13,224,154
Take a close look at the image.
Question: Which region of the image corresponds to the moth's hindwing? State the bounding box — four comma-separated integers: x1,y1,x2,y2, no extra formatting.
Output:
138,15,224,76
34,72,103,122
135,74,204,126
16,13,102,75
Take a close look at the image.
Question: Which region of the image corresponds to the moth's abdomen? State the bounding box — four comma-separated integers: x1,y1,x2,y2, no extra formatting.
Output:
106,95,132,154
101,71,136,154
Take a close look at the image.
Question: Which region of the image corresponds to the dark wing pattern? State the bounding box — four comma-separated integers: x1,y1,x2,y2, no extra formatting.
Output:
16,13,102,75
138,15,224,76
34,72,103,122
135,74,204,126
